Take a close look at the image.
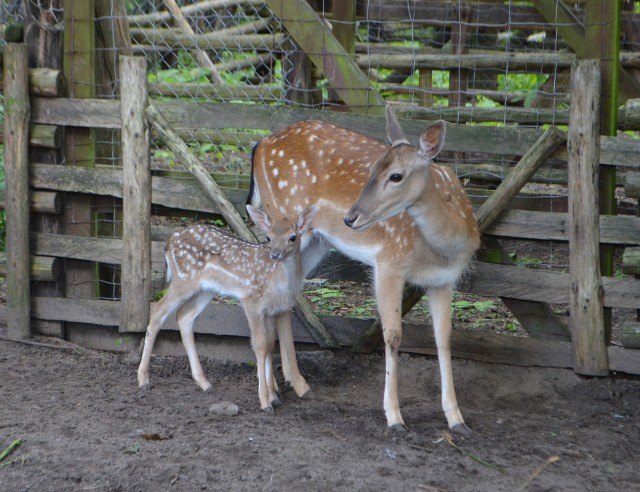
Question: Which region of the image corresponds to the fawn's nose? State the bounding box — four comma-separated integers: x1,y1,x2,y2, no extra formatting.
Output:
270,250,285,261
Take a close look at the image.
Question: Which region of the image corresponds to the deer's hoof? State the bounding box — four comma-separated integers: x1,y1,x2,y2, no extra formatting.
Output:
261,404,275,414
389,422,408,433
300,389,316,401
451,423,472,436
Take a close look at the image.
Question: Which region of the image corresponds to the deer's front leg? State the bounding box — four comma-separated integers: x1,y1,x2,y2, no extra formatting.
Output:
275,311,313,399
246,309,279,412
428,286,469,434
375,269,407,432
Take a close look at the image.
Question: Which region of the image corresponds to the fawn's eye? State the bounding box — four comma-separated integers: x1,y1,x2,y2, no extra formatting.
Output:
289,234,297,242
266,236,271,243
389,173,403,183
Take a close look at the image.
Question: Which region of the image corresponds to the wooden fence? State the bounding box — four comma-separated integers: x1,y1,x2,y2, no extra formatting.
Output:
3,40,640,375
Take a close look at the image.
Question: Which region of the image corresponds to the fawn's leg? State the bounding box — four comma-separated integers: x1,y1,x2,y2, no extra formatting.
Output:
176,292,215,392
138,292,184,388
275,311,312,399
244,306,277,412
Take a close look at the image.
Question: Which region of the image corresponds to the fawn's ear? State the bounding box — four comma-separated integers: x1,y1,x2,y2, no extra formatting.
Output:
246,204,272,232
297,205,318,234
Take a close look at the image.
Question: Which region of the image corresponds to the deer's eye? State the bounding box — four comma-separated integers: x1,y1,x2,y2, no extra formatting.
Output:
289,234,297,242
389,173,403,183
266,236,271,243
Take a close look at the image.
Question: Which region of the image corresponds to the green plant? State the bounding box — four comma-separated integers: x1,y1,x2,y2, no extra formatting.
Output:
305,287,346,314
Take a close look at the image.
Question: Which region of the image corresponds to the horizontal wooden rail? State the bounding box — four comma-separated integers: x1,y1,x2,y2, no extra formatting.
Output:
24,298,640,375
29,163,247,215
29,232,640,310
0,254,60,282
29,99,640,167
0,190,61,214
0,67,64,97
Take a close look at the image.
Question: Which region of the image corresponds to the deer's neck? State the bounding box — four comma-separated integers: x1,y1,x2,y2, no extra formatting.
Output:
406,189,475,261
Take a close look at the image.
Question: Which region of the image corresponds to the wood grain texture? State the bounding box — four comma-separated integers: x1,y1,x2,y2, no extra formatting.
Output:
4,43,31,340
567,60,608,376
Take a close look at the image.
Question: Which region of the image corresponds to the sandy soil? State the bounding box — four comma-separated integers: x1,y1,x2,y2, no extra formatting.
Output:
1,329,639,492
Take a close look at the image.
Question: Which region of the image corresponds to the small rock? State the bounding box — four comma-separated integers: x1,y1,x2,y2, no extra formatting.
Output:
208,401,240,419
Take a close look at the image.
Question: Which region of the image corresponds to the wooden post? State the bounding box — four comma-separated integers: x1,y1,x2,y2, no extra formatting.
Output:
568,59,608,376
4,44,31,340
119,56,152,333
63,0,97,302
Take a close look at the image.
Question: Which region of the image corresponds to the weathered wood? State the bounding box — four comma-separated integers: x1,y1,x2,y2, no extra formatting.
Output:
163,0,224,84
4,43,31,340
478,236,571,342
30,99,640,168
31,232,166,270
63,0,97,302
119,56,152,333
0,68,64,97
32,297,121,327
0,124,61,148
623,171,640,198
265,0,385,114
129,28,283,51
0,190,61,215
622,247,640,275
475,126,567,232
621,322,640,349
567,60,608,376
127,0,265,27
0,254,61,282
27,296,640,375
149,82,283,100
29,163,249,214
146,104,254,241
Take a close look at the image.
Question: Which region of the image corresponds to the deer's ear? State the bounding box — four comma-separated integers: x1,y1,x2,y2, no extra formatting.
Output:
297,205,318,233
386,105,409,147
246,204,272,232
418,120,446,160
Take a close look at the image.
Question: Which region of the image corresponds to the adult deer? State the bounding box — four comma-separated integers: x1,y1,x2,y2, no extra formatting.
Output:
250,107,480,433
137,204,317,412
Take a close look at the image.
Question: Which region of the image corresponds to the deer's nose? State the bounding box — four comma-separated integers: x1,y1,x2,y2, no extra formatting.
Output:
344,214,358,228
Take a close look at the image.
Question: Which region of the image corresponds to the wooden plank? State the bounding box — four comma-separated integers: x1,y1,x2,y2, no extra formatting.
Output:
4,43,31,340
120,56,152,333
27,296,640,375
265,0,385,114
0,254,61,282
475,127,566,232
29,164,248,214
28,98,640,168
32,297,121,326
31,232,166,271
567,60,608,376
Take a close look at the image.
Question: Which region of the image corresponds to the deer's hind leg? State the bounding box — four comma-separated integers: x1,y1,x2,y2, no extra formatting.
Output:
138,291,186,389
176,291,215,392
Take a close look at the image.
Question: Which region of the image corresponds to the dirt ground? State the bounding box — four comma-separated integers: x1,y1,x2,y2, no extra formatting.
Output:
1,327,639,492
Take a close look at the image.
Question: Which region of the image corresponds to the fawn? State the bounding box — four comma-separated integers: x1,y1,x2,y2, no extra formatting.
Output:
137,204,317,412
